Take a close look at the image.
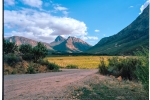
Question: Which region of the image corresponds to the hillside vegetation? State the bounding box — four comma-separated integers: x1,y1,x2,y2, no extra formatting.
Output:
4,40,60,75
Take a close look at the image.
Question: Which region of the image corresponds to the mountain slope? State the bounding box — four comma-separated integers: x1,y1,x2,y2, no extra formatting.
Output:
86,5,149,55
53,36,92,53
5,36,54,51
49,35,66,47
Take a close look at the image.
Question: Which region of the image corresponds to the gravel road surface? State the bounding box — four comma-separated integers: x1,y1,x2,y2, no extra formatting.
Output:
4,69,99,100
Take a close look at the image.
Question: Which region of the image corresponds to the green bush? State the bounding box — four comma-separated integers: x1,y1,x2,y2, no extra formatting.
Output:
38,59,60,71
47,63,60,71
107,57,141,80
4,53,21,66
27,65,35,74
98,57,108,75
99,57,142,80
32,42,48,62
38,59,49,66
119,58,141,80
135,48,149,93
11,70,17,74
66,65,78,69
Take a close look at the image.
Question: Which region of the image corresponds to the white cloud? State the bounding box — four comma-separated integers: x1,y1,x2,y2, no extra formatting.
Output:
4,9,87,43
54,5,68,11
139,0,150,14
129,6,134,8
22,0,43,8
94,29,100,32
54,5,69,16
4,0,15,6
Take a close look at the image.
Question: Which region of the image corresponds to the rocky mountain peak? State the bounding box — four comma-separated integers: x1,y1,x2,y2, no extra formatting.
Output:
67,36,85,43
55,35,66,42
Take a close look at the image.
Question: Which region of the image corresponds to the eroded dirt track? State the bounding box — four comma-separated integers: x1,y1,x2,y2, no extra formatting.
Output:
4,69,100,100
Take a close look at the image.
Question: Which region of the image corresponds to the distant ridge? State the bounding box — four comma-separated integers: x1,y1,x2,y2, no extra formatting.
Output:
4,35,92,53
5,36,54,51
86,5,149,55
53,36,92,53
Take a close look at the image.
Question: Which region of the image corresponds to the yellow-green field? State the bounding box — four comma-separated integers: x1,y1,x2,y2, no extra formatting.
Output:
45,56,113,69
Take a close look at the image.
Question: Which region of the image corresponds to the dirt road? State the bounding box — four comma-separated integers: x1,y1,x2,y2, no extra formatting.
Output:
4,69,101,100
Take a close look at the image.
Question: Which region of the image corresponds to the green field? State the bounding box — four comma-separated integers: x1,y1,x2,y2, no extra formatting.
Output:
45,56,114,69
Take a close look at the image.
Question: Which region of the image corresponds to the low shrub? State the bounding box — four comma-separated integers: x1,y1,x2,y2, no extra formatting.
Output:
99,57,142,80
47,63,60,71
4,53,21,66
11,70,17,74
110,57,141,80
27,65,35,74
98,57,108,75
134,48,149,93
38,59,49,66
66,65,78,69
38,59,60,71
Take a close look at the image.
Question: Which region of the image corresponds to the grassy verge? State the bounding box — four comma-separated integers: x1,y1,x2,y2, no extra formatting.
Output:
72,79,148,100
4,59,61,75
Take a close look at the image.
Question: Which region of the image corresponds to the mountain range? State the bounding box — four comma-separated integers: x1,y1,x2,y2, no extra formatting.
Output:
5,36,54,51
86,5,149,55
5,35,92,53
53,36,92,53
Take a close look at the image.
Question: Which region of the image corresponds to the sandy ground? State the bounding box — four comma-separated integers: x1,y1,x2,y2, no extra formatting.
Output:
4,69,106,100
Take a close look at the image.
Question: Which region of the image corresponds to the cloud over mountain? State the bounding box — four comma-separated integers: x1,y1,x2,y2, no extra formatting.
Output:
4,0,100,44
4,8,87,43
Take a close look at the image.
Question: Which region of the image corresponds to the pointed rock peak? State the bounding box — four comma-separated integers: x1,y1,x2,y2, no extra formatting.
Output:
55,35,66,42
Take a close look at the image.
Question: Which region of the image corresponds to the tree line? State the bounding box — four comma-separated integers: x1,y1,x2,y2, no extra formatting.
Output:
4,39,48,62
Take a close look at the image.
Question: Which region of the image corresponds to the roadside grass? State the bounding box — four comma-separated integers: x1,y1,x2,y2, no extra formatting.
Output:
4,59,61,75
72,78,148,100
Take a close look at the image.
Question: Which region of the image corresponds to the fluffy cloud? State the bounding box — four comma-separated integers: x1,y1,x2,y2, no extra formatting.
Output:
4,9,87,43
4,1,98,44
4,0,15,6
139,0,150,14
22,0,43,8
94,29,100,32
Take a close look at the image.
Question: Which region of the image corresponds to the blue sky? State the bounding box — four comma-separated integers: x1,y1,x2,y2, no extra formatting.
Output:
4,0,149,45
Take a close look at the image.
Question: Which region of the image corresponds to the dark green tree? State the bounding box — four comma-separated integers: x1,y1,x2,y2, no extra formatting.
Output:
4,40,18,54
32,42,48,62
19,44,33,60
19,44,32,54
